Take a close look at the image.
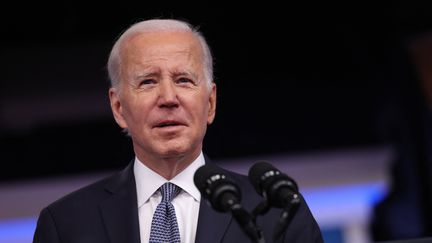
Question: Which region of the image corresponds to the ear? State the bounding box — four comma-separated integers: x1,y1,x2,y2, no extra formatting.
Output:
109,87,128,129
207,83,217,125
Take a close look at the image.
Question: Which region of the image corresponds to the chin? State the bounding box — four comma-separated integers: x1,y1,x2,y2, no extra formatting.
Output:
158,144,188,157
151,136,201,157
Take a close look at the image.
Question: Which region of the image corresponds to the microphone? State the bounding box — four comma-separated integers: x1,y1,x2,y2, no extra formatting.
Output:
248,161,299,208
193,162,241,212
248,161,301,241
194,163,265,243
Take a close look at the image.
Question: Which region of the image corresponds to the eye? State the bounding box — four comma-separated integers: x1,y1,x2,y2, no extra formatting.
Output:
139,79,156,86
176,77,195,85
178,78,192,83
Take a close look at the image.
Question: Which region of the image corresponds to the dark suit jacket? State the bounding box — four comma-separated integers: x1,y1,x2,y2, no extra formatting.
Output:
33,160,323,243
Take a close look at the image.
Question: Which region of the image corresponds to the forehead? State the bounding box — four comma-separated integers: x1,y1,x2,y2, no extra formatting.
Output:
121,30,204,64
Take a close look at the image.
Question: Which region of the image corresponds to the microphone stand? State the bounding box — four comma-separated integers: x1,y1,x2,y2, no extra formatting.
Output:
251,194,301,242
230,203,266,243
273,193,301,242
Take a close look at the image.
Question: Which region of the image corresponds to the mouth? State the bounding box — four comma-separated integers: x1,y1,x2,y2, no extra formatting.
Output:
154,120,186,128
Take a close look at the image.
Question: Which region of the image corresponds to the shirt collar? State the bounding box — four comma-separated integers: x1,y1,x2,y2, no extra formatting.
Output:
134,152,205,207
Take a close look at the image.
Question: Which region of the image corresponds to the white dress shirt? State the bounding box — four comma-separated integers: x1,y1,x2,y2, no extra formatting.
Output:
134,152,204,243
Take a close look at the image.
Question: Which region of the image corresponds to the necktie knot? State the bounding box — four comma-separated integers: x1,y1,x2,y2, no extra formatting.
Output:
160,182,181,202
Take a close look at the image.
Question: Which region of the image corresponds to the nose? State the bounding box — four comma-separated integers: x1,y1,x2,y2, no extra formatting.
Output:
157,80,179,108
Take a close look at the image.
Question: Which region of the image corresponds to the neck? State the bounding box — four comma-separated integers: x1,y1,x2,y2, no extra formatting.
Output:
136,150,201,180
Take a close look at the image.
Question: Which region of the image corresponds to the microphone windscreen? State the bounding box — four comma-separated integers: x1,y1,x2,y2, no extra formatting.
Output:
248,161,276,194
193,163,223,192
193,163,241,212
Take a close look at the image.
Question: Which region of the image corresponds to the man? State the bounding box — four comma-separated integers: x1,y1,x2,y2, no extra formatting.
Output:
33,18,323,243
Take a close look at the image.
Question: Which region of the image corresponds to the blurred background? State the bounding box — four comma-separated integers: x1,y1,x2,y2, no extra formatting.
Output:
2,2,432,243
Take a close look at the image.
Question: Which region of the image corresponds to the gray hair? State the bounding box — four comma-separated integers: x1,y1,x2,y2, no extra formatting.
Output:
107,19,214,89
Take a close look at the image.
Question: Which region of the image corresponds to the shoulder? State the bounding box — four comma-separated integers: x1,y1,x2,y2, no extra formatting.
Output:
45,163,134,213
49,174,113,209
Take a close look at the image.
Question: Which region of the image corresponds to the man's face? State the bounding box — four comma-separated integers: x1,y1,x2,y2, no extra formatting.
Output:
109,31,216,162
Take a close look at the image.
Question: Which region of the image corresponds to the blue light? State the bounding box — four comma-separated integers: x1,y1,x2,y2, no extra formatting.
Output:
0,217,37,243
301,181,388,209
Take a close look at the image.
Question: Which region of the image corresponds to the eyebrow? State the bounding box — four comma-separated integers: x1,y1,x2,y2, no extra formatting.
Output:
170,70,199,80
135,72,158,79
132,67,161,81
129,67,200,83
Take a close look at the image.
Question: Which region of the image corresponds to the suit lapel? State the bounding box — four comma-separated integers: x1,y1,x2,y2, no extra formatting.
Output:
195,199,233,243
99,163,141,243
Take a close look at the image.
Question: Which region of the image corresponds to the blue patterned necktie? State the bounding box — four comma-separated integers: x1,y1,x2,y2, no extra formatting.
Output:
149,182,181,243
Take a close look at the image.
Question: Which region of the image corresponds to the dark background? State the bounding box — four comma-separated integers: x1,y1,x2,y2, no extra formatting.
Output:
1,2,432,182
